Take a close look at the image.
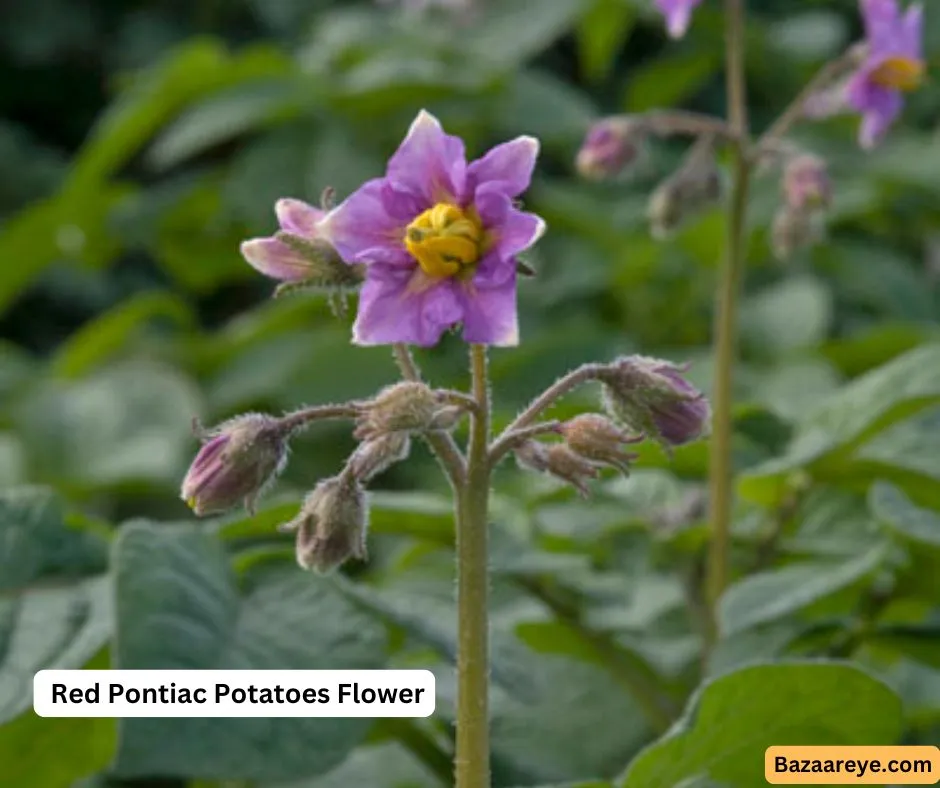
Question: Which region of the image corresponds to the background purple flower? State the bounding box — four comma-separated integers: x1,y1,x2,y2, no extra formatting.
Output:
656,0,703,39
321,110,545,347
847,0,924,148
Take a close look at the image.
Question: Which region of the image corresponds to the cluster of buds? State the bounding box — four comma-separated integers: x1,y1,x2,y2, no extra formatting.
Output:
597,356,711,450
179,380,474,574
513,414,641,498
771,153,832,260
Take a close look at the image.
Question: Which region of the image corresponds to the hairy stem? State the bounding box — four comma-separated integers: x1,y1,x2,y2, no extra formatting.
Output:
489,363,604,459
705,0,752,650
277,404,362,434
455,344,491,788
392,344,467,488
488,421,562,466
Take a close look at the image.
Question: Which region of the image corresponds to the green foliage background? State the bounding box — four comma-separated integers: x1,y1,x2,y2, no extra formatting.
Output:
2,0,940,786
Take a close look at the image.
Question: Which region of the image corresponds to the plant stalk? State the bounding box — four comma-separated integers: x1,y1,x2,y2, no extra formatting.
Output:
455,344,491,788
705,0,752,647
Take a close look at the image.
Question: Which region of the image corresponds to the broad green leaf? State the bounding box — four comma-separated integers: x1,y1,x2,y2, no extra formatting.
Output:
147,77,306,170
739,275,832,358
0,578,112,723
270,742,440,788
868,624,940,670
624,50,720,112
51,291,195,378
111,522,387,782
0,486,107,592
870,481,940,548
463,0,584,70
577,0,636,83
494,70,597,149
740,344,940,503
15,361,203,489
718,544,887,636
618,662,902,788
857,405,940,484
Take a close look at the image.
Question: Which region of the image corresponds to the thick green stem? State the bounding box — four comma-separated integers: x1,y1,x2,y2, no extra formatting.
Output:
705,0,752,648
455,344,491,788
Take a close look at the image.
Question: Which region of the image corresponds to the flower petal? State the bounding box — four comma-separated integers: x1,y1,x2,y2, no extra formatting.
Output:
275,199,325,237
386,110,467,205
859,89,903,148
320,178,407,264
466,136,539,199
353,265,462,347
241,238,314,282
459,273,518,346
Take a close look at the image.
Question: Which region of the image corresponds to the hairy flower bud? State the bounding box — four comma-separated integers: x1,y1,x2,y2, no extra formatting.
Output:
648,158,722,238
576,117,648,180
181,414,288,516
281,473,369,573
771,205,824,260
514,440,600,498
347,432,412,481
354,381,463,440
560,413,642,475
598,356,710,448
782,154,832,211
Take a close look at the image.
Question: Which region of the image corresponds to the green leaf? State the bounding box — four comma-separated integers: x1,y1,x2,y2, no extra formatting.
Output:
618,662,903,788
857,405,940,484
0,577,112,723
740,344,940,503
717,544,888,636
111,522,387,782
15,361,203,489
624,50,720,112
577,0,636,83
51,291,195,379
870,482,940,548
739,275,832,358
270,742,440,788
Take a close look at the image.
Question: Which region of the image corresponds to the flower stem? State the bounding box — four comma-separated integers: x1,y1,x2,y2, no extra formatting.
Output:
705,0,752,649
455,344,491,788
392,344,467,488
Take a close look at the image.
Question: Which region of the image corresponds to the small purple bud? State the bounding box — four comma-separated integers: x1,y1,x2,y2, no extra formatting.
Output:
514,440,600,498
281,473,369,573
782,154,832,211
576,117,647,181
181,414,288,516
560,413,642,476
598,356,711,448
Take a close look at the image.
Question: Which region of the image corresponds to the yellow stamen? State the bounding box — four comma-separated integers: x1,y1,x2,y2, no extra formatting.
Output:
404,202,482,279
870,56,925,91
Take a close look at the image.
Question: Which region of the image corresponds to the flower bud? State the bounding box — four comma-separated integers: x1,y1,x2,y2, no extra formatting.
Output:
559,413,642,476
514,440,600,498
347,432,412,482
598,356,710,448
181,414,288,516
576,117,648,181
782,154,832,211
281,473,369,573
354,382,462,440
771,205,824,261
648,161,722,238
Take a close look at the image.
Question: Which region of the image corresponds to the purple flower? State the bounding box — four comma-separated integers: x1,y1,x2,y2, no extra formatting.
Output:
241,199,331,282
847,0,924,148
656,0,703,39
320,110,545,347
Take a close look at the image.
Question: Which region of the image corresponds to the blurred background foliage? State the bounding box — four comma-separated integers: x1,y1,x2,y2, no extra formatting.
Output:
3,0,940,786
